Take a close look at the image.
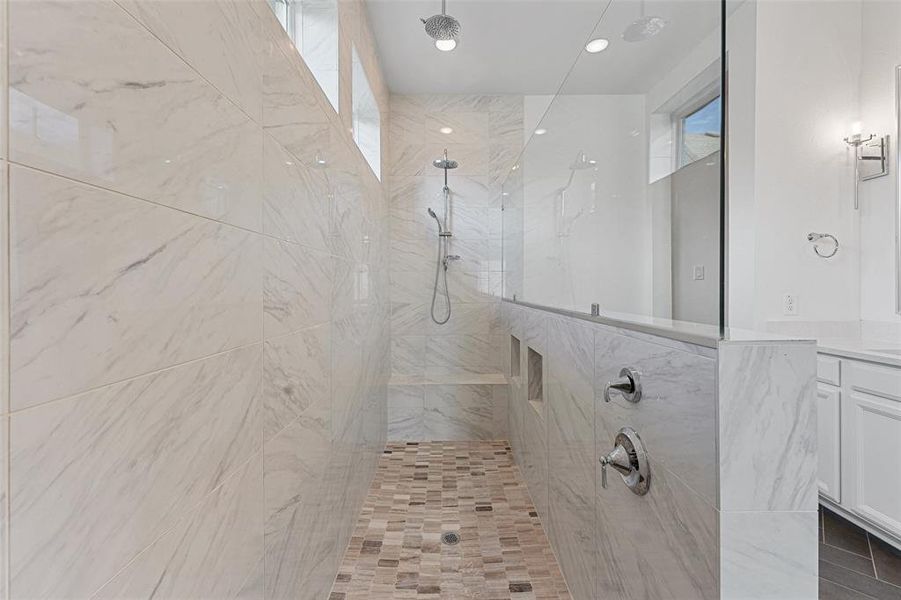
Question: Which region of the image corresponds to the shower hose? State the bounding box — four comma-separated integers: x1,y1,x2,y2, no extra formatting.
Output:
430,234,451,324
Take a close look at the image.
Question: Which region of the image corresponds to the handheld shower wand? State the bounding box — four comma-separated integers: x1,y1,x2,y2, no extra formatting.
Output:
427,150,459,324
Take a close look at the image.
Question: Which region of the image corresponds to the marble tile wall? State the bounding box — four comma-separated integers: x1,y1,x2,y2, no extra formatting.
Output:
718,341,819,599
2,1,389,599
499,302,719,600
386,95,521,439
498,301,819,600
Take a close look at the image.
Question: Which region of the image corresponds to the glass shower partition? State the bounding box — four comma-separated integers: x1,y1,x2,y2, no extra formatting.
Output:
501,0,724,334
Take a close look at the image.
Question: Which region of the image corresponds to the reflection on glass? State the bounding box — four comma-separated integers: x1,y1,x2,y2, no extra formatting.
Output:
501,0,723,329
679,95,721,167
267,0,339,112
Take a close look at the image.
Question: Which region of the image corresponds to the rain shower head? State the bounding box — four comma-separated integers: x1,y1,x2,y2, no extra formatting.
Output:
622,0,667,42
422,0,460,51
433,157,459,169
421,13,460,41
433,148,459,170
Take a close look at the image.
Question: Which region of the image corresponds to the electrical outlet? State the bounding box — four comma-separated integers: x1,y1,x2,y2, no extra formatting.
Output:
692,265,705,281
783,294,798,316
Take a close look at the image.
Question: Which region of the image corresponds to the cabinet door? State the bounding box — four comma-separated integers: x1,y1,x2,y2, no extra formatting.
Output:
817,382,841,502
842,361,901,537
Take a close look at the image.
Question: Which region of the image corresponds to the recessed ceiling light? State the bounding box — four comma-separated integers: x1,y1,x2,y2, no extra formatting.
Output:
534,128,547,136
435,38,457,52
440,126,454,134
585,38,610,53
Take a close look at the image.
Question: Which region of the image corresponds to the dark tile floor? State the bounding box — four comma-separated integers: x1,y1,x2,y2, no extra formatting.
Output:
819,506,901,599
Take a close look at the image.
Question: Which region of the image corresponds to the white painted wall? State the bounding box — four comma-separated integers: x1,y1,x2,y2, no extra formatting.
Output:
859,0,901,327
729,0,863,336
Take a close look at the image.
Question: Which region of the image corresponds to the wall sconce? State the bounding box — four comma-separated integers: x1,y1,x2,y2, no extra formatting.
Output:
844,122,889,210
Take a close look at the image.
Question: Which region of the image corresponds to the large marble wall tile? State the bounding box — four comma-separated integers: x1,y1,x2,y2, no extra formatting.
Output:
261,24,331,161
329,169,366,260
263,324,331,440
9,345,262,599
263,134,331,251
391,335,426,377
425,334,498,376
0,416,6,600
263,417,336,600
263,238,332,337
521,401,549,522
594,454,718,600
9,0,263,231
720,511,818,599
594,327,717,504
387,384,425,440
423,384,507,440
718,342,818,511
546,317,596,600
94,456,264,600
116,0,264,121
9,166,262,408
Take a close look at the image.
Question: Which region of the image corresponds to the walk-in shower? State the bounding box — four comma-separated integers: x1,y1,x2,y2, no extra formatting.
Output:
428,149,460,324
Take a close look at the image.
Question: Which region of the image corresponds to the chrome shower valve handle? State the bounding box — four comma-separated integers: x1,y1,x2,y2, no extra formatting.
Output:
603,367,642,403
600,427,650,496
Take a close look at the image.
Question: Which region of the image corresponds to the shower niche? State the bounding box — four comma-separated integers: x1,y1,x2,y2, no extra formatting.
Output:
527,346,543,412
510,335,521,379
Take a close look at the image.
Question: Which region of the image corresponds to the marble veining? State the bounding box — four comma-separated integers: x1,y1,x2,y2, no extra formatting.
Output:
263,238,333,337
93,456,264,600
718,342,818,511
263,416,336,600
546,317,597,600
10,0,264,231
10,345,262,598
115,0,266,121
720,511,819,599
263,324,331,440
595,326,717,504
9,166,262,409
263,134,331,251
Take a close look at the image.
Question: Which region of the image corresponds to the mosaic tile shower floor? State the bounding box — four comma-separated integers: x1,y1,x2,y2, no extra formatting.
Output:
330,441,571,599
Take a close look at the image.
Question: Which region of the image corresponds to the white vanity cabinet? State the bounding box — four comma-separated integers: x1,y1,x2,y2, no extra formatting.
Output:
818,351,901,548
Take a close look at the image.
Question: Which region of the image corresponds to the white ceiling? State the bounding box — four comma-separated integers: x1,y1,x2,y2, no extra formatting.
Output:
365,0,722,96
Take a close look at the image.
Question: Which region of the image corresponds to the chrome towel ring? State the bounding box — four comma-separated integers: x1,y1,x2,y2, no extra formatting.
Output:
808,232,839,258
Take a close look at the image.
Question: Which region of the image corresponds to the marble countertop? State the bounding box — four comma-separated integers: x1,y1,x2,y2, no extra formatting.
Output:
818,337,901,367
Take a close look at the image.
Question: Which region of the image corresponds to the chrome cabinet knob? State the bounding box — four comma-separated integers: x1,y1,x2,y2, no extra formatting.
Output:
600,427,650,495
603,367,642,403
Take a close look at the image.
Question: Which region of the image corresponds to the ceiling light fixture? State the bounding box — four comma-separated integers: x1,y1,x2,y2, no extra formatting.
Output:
435,38,457,52
422,0,460,52
439,126,454,134
534,128,547,136
585,38,609,53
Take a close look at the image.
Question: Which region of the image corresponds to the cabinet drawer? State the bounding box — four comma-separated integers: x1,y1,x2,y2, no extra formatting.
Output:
817,355,841,386
846,361,901,402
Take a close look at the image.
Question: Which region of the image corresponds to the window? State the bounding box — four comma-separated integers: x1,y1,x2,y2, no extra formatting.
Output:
267,0,339,112
352,45,381,180
677,95,721,167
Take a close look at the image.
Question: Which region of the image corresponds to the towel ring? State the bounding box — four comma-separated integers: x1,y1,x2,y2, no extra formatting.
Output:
807,232,839,259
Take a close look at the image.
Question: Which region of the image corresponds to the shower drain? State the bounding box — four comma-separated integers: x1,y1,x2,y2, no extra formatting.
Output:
441,531,460,545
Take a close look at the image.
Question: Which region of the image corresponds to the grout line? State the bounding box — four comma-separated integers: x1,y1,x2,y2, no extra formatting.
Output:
867,533,878,580
7,161,351,261
86,449,262,599
820,578,880,600
110,0,261,127
7,339,263,417
3,0,11,595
